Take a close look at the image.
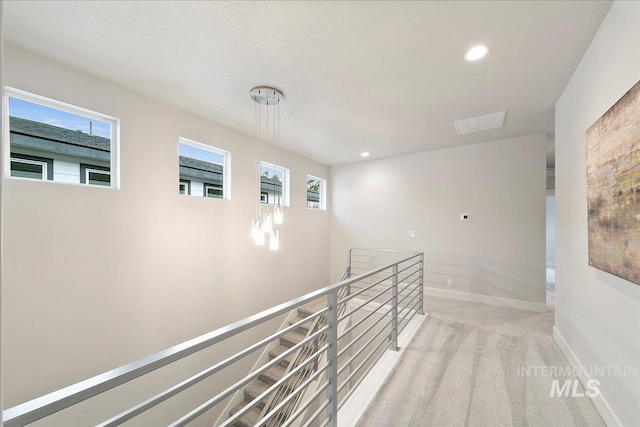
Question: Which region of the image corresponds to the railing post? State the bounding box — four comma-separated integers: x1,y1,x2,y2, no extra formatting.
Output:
326,290,339,426
419,253,425,315
390,265,399,351
347,249,352,295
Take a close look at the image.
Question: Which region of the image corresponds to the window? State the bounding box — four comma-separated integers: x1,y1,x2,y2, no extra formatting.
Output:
10,153,53,180
4,87,119,188
260,161,289,206
307,175,326,210
80,164,110,187
179,137,230,200
204,183,223,199
179,179,191,195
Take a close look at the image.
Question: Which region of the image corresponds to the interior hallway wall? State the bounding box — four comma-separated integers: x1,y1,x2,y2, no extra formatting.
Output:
555,1,640,425
330,134,547,308
1,45,330,419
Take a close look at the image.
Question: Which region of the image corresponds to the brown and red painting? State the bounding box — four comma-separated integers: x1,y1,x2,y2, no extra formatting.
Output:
586,79,640,285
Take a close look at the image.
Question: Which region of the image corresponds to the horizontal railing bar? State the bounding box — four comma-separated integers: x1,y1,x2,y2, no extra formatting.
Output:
301,400,330,427
338,286,391,321
3,250,422,427
397,277,421,295
337,332,388,413
173,327,329,427
398,294,420,320
397,268,421,284
337,330,391,394
2,307,333,425
337,273,393,305
96,308,329,427
400,297,422,328
257,366,328,427
281,379,330,427
263,331,321,425
397,283,421,309
350,248,423,255
337,317,393,376
338,300,394,347
398,283,421,300
398,300,421,337
396,260,423,276
219,344,330,427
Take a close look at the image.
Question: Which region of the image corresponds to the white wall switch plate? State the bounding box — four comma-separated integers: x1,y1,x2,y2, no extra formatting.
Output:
408,231,416,238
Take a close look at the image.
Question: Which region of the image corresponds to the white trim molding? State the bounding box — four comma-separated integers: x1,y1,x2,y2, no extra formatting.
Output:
553,327,623,427
422,287,548,313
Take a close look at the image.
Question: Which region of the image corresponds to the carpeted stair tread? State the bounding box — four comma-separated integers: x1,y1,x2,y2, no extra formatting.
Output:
244,379,271,408
260,364,287,386
297,306,317,318
280,331,307,348
269,345,294,368
289,317,313,334
229,401,262,427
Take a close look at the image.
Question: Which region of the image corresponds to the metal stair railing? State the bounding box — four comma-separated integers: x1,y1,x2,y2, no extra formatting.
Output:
2,249,424,427
258,280,349,427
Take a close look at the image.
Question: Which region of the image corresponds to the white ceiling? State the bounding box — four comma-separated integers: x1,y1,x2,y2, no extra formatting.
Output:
4,1,611,166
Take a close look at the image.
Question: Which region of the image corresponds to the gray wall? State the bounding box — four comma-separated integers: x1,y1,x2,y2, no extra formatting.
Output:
555,1,640,425
1,45,330,420
330,134,547,306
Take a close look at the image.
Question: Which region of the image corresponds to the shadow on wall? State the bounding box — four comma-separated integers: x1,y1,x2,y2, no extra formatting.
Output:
422,252,545,304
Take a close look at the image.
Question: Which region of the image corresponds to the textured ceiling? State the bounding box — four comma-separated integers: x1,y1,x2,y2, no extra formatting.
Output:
4,1,611,166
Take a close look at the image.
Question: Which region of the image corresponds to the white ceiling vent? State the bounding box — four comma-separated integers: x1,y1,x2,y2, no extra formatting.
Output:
454,111,506,135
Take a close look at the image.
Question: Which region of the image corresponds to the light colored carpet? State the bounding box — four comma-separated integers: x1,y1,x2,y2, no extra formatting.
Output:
356,297,603,427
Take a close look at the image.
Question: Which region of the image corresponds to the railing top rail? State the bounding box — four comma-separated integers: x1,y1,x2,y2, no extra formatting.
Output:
2,250,423,426
349,248,422,255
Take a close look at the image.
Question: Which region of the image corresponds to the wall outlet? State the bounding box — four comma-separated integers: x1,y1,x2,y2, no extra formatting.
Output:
460,214,470,221
447,279,453,287
408,230,416,238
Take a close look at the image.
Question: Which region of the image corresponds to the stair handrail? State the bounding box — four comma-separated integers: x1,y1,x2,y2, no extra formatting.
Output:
259,270,351,427
2,251,422,427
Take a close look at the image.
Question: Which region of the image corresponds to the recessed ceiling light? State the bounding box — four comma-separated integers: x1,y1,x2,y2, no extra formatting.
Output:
361,152,370,157
465,45,488,61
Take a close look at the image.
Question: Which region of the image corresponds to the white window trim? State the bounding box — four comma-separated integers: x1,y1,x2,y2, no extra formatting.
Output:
260,161,290,207
10,157,47,180
3,87,120,189
85,168,111,186
307,175,327,211
179,137,231,201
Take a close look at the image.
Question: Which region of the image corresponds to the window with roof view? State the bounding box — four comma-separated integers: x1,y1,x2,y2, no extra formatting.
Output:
307,175,326,210
179,138,230,200
5,88,119,188
260,161,289,206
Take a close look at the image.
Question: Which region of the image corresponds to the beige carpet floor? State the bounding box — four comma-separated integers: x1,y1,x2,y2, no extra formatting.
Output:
356,296,604,427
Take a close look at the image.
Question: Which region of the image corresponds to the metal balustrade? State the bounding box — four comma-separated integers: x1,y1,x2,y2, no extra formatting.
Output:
2,249,424,427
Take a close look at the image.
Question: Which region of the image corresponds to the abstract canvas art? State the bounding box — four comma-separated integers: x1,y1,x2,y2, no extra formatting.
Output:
586,79,640,285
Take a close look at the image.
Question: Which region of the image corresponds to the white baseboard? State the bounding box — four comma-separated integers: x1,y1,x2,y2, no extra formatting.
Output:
423,287,548,313
337,313,427,426
553,327,622,427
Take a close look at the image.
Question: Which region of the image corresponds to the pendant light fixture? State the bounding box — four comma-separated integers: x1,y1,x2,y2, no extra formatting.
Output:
250,86,284,250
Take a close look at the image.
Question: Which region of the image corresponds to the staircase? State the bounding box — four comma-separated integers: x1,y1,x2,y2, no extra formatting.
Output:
2,250,424,427
229,305,324,427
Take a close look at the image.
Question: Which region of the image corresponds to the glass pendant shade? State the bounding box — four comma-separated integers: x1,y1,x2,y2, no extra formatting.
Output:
251,218,261,240
270,230,280,251
263,212,273,233
255,228,265,246
274,205,284,225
